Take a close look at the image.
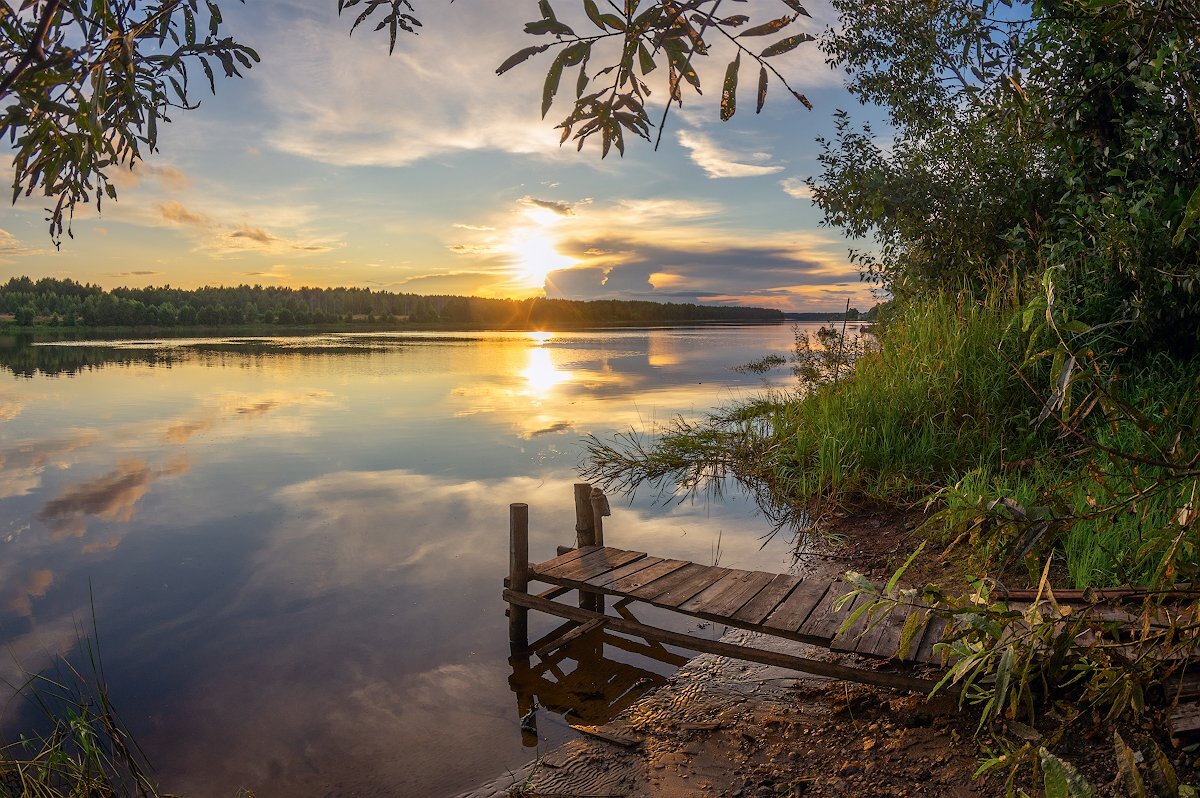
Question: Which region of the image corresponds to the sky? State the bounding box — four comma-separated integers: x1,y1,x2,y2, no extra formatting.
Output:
1,0,883,313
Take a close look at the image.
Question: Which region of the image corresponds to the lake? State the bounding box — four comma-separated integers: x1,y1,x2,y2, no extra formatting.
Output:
0,324,810,797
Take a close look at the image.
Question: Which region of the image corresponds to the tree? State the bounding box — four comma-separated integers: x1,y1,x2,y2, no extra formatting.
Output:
810,0,1200,349
3,0,816,245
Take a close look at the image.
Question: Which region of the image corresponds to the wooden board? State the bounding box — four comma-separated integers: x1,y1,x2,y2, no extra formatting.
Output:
913,615,951,665
677,569,754,614
604,558,690,594
830,594,878,653
505,588,948,695
531,545,600,575
796,582,856,641
1170,701,1200,737
686,570,778,620
762,578,832,637
541,547,647,583
644,564,731,607
732,574,803,626
588,556,664,588
627,562,711,601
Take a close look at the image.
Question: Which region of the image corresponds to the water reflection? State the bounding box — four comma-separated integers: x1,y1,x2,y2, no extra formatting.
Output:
522,347,573,397
0,326,805,797
508,627,682,747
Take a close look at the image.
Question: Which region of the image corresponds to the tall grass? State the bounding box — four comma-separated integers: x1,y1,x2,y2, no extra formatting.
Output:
1,634,168,798
585,291,1200,588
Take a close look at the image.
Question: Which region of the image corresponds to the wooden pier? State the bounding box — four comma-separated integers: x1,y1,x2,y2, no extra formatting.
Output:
504,485,948,695
504,485,1200,735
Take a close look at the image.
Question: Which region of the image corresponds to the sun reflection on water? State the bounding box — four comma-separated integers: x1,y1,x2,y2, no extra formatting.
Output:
521,347,571,396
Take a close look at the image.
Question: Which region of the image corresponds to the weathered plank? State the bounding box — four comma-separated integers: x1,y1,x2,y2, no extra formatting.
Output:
628,562,711,601
1170,701,1200,737
830,594,879,653
588,556,664,588
913,615,951,665
542,547,647,583
606,558,691,594
796,581,856,641
646,564,731,608
686,570,778,620
677,569,754,614
762,578,832,636
732,574,803,625
531,545,601,575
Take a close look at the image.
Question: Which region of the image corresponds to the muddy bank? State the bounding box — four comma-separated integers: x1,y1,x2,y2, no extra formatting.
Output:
455,627,985,798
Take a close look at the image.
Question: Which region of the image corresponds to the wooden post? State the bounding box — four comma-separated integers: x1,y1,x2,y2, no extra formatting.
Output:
590,487,611,547
573,483,602,613
573,482,595,548
509,502,529,647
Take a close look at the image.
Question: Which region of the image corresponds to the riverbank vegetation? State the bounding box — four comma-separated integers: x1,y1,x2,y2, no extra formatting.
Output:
585,0,1200,789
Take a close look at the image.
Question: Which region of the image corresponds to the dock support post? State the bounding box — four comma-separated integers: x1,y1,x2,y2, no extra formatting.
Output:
573,483,603,613
574,483,596,549
509,502,529,648
590,487,610,547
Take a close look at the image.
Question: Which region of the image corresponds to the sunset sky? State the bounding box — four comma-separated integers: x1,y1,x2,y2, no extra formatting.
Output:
1,0,883,313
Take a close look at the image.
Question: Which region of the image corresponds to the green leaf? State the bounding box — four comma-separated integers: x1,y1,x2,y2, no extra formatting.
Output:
1040,748,1096,798
779,0,811,16
760,32,814,58
740,15,794,37
583,0,605,28
1113,732,1148,798
637,42,656,75
497,45,550,75
720,53,739,121
542,50,566,117
756,66,767,113
1172,183,1200,246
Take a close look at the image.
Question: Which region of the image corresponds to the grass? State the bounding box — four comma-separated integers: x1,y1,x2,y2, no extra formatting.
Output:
1,631,169,798
585,291,1200,589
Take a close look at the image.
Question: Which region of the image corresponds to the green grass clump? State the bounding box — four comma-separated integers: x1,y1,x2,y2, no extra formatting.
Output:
1,640,168,798
586,291,1200,589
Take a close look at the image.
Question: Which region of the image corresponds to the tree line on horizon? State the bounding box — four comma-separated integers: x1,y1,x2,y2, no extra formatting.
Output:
0,276,790,329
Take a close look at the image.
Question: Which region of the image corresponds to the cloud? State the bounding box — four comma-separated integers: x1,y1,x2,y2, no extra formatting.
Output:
36,456,190,540
158,200,213,227
780,176,813,200
212,225,337,255
0,228,45,258
676,130,784,178
253,3,566,167
523,197,575,216
0,429,100,500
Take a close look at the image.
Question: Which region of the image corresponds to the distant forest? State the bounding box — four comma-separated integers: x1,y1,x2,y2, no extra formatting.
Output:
0,276,786,328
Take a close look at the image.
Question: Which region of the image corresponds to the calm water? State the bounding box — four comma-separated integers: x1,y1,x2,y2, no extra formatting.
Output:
0,325,809,797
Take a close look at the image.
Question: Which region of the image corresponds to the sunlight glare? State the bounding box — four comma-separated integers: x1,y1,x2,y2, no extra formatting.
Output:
521,347,571,396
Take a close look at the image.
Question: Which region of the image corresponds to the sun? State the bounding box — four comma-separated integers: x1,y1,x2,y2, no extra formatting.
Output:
506,227,575,288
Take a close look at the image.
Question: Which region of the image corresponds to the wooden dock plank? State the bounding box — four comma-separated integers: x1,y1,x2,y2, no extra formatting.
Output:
531,545,601,575
914,615,951,664
689,571,778,620
830,594,877,653
677,570,756,615
605,559,690,594
732,574,803,625
588,556,664,588
645,564,731,607
762,578,832,636
543,547,647,583
627,562,711,601
796,582,856,641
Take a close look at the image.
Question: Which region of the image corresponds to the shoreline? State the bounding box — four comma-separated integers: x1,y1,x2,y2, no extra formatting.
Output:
457,511,988,798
